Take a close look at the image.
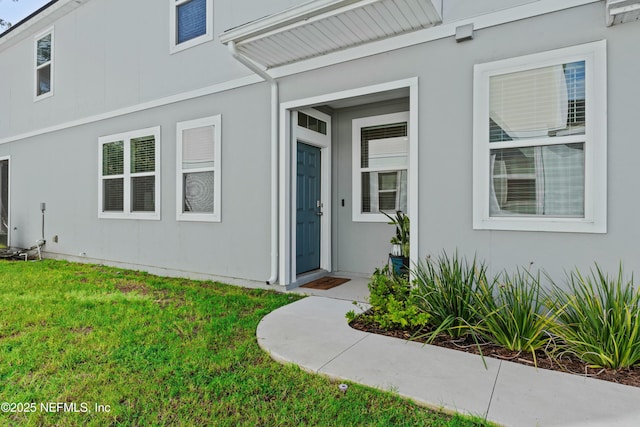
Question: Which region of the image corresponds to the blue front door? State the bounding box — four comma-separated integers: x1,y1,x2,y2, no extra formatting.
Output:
296,142,321,274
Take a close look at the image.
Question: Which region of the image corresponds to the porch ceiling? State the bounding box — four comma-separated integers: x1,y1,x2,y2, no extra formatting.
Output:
219,0,443,69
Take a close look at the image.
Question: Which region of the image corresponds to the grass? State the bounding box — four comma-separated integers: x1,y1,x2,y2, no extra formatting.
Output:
0,260,490,426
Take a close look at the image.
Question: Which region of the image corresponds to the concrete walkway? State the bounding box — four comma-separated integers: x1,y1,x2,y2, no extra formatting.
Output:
257,296,640,427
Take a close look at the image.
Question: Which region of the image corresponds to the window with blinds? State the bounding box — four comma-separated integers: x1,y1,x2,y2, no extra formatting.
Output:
488,61,586,217
176,115,221,222
177,0,207,44
0,160,9,248
473,41,607,233
171,0,212,53
102,141,124,212
99,127,160,219
352,112,410,222
35,30,53,98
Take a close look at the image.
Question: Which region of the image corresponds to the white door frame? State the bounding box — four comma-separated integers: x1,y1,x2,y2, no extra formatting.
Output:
291,109,332,282
279,78,419,288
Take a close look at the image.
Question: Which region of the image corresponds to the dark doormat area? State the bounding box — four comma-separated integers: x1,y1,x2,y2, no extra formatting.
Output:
301,277,351,290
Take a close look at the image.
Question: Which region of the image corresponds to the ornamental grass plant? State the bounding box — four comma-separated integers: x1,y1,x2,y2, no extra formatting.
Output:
472,268,556,366
547,264,640,369
354,251,640,373
412,252,488,340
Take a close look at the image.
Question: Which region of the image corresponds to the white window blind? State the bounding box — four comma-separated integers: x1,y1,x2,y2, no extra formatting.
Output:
490,65,568,140
170,0,213,53
361,125,408,215
102,141,124,212
182,127,215,169
182,125,215,213
176,115,221,221
488,61,586,217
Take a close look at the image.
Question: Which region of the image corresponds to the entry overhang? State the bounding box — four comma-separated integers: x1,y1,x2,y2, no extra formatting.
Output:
219,0,442,69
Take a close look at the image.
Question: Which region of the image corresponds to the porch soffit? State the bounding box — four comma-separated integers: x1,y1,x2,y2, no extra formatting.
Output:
218,0,443,69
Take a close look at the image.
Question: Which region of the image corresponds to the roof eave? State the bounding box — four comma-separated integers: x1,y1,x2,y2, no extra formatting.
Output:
0,0,87,51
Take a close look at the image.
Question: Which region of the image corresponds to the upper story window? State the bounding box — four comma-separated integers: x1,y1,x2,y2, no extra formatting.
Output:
473,41,607,233
35,28,53,100
99,127,161,220
352,112,409,222
176,115,221,222
170,0,213,53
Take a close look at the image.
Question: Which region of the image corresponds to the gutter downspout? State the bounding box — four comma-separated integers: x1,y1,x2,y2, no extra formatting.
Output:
227,41,279,285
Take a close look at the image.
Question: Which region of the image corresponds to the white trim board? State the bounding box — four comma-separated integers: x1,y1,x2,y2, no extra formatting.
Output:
351,111,410,223
0,74,261,146
279,77,419,287
175,114,222,222
0,155,10,248
472,40,607,233
33,26,54,102
290,109,333,280
169,0,214,54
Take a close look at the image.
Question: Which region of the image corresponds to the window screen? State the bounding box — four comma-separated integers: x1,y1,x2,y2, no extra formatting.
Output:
488,61,586,217
181,124,216,214
99,129,159,218
177,0,207,44
360,123,408,214
36,32,52,96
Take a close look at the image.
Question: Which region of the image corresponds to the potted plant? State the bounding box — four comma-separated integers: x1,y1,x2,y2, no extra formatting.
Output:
383,211,409,275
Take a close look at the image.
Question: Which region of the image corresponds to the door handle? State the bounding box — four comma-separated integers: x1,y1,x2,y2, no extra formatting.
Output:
316,200,323,216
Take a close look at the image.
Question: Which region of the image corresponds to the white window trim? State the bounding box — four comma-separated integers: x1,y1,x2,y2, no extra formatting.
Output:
34,27,54,102
352,111,410,222
280,77,419,287
472,40,607,233
169,0,214,54
0,156,10,248
98,126,161,220
176,115,222,222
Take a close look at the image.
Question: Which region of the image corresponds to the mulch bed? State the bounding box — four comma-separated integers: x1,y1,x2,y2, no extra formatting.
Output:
349,318,640,388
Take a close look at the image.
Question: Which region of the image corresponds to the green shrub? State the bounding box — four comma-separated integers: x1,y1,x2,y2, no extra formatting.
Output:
473,269,555,364
348,265,430,330
412,251,487,339
547,264,640,369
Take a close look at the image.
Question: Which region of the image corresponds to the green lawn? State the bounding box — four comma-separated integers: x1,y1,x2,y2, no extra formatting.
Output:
0,260,489,426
